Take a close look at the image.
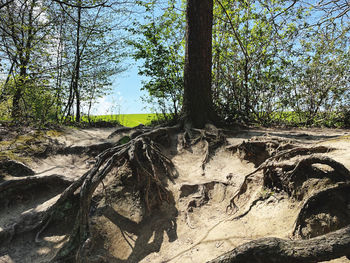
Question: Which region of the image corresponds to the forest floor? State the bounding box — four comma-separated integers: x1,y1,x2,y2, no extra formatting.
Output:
0,124,350,263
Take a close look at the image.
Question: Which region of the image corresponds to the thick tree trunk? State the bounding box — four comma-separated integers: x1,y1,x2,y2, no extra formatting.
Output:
208,225,350,263
182,0,217,128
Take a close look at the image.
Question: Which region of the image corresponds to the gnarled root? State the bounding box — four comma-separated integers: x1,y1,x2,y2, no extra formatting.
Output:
207,224,350,263
263,154,350,199
220,137,350,263
50,126,179,262
227,140,341,213
227,136,333,167
181,125,227,174
0,174,75,245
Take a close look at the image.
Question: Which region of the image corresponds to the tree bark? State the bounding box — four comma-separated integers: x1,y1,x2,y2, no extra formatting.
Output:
73,3,82,123
182,0,217,128
208,225,350,263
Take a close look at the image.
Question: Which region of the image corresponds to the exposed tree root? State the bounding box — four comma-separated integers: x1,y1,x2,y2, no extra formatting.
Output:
263,154,350,198
229,193,267,221
227,136,333,167
0,159,35,177
226,141,338,212
227,136,299,167
46,126,180,262
207,224,350,263
272,145,334,161
0,174,73,196
218,136,350,263
2,124,232,262
4,128,349,263
181,125,227,174
0,174,74,245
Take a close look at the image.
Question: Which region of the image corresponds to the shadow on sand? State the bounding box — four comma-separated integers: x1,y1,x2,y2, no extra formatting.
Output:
97,195,178,263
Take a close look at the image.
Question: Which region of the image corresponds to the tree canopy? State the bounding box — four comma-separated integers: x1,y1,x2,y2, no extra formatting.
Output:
0,0,349,127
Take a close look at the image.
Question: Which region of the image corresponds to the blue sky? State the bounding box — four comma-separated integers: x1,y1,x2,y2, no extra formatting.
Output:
91,59,152,115
91,3,163,115
110,61,150,114
91,1,182,115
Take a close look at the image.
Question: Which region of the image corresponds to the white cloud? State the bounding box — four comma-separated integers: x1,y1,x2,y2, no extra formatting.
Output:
88,96,115,115
85,95,125,116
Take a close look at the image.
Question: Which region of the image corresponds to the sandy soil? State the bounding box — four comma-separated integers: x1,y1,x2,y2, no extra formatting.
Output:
1,126,350,263
139,128,350,263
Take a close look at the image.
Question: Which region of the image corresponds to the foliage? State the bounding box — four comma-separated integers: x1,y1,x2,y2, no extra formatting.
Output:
0,0,349,128
211,0,304,124
128,0,185,120
0,0,129,124
131,0,350,128
285,25,350,126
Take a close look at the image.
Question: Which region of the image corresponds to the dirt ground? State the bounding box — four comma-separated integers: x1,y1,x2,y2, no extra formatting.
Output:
0,126,350,263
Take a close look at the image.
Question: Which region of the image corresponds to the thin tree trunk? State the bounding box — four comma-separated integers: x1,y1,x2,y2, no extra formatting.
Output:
73,3,82,123
87,84,96,125
11,0,35,119
0,60,15,102
55,11,64,121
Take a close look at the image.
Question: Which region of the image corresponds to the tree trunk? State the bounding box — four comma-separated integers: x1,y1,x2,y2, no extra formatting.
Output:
12,64,26,119
12,86,22,119
10,0,35,120
73,3,82,123
182,0,217,128
208,225,350,263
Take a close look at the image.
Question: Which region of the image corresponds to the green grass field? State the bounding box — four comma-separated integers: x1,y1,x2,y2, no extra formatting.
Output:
82,114,159,127
116,114,159,127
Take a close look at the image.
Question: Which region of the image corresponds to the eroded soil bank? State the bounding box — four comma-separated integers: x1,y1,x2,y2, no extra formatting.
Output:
0,126,349,263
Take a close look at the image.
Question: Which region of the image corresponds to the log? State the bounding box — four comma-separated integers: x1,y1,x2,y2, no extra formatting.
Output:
208,225,350,263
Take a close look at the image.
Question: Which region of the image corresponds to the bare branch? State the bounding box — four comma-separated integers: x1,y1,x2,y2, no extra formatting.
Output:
0,0,14,10
51,0,110,9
